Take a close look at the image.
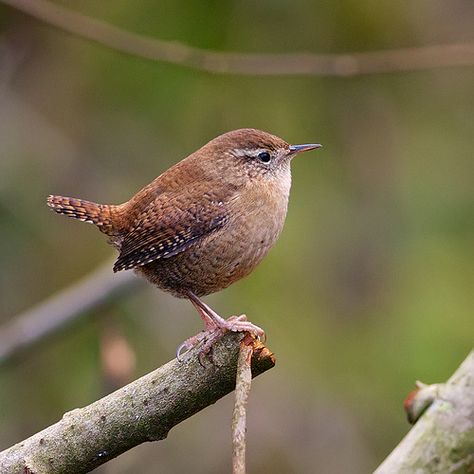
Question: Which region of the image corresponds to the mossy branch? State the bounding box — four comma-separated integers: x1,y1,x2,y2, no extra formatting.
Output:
0,332,275,474
374,351,474,473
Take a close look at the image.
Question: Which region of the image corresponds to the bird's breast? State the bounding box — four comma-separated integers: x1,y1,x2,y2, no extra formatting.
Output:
229,173,291,243
217,172,291,275
137,171,292,297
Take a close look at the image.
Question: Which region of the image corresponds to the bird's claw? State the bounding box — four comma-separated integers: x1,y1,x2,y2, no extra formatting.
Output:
176,342,191,362
176,330,208,362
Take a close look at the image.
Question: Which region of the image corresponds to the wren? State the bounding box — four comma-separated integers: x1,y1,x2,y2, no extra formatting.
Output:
47,128,321,358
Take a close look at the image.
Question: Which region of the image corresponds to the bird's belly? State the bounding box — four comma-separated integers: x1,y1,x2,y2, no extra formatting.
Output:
137,208,286,298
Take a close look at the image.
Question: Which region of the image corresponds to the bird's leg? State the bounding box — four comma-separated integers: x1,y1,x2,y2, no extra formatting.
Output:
187,292,228,327
188,297,219,331
188,292,265,339
176,292,266,361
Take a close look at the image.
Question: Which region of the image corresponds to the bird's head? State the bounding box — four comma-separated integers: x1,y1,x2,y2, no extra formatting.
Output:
201,128,321,182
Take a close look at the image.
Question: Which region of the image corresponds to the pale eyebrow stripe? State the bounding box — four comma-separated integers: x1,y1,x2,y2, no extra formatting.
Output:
232,148,269,157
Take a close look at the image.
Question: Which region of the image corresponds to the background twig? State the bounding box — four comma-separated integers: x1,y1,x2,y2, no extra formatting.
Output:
0,332,275,474
2,0,474,76
0,260,140,366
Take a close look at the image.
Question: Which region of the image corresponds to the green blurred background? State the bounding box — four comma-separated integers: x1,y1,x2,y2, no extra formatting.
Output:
0,1,473,472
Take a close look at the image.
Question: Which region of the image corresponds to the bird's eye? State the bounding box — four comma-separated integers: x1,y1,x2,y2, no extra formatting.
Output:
257,151,271,163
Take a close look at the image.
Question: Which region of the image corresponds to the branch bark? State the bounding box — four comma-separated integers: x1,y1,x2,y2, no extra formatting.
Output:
374,351,474,473
2,0,474,76
0,332,275,474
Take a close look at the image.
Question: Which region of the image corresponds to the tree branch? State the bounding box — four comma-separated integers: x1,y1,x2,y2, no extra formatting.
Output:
0,260,140,366
374,351,474,473
2,0,474,76
0,332,275,474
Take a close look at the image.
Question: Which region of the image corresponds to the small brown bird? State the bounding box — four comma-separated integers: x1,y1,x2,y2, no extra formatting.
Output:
47,129,321,358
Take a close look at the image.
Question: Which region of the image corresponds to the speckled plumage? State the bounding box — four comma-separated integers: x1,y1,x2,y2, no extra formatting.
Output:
48,129,321,353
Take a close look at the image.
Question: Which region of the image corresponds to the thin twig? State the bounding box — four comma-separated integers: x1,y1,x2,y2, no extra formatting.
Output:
0,260,141,366
2,0,474,76
232,334,255,474
0,332,276,473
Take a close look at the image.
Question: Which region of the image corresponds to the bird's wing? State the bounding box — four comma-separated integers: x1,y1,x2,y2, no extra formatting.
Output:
113,191,228,272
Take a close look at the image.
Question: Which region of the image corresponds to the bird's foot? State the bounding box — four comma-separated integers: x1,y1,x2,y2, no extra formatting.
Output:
176,314,265,363
223,314,266,342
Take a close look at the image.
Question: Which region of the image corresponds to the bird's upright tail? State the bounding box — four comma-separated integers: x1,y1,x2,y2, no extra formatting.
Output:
47,195,118,236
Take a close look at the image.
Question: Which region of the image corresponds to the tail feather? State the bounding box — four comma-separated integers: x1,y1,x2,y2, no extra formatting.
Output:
47,195,116,235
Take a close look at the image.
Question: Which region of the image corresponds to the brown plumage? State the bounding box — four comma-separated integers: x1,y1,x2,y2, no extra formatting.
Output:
48,128,321,357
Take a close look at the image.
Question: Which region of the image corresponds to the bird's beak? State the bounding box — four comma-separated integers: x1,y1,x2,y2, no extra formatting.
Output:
289,143,322,155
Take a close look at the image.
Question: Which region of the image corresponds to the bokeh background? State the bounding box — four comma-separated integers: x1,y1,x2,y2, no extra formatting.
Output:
0,1,473,472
